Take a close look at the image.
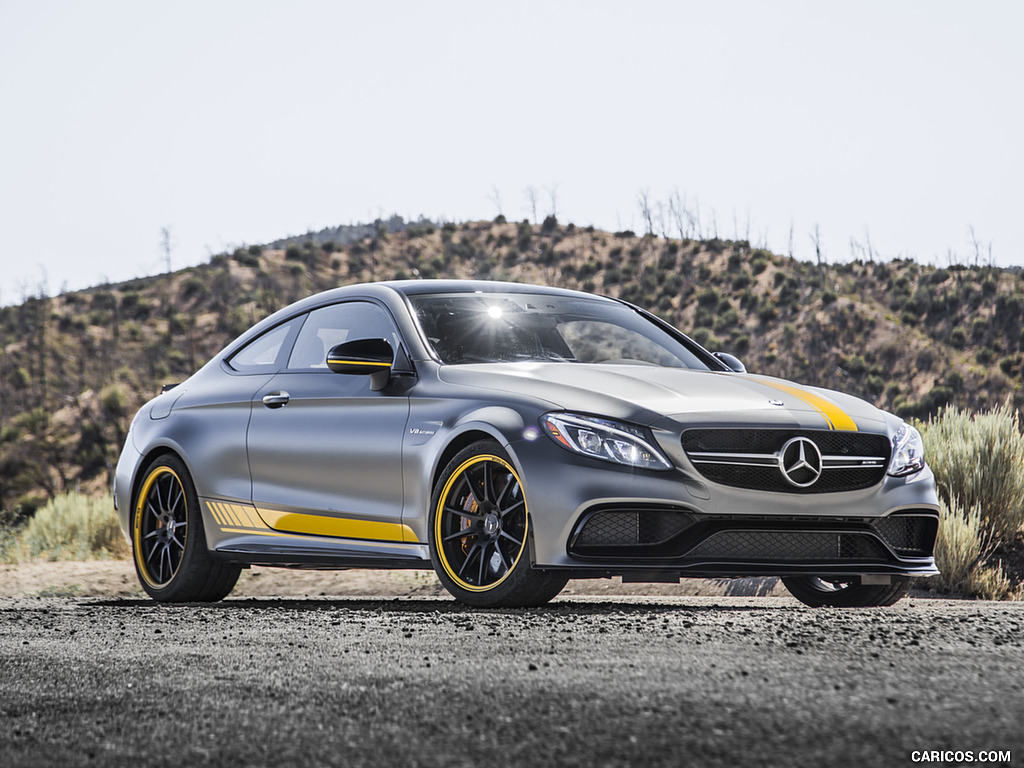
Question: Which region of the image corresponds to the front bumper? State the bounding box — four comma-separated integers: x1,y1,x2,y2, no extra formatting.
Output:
510,435,940,578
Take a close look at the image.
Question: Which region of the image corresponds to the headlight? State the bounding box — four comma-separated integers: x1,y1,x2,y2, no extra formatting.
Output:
888,422,925,477
541,412,672,470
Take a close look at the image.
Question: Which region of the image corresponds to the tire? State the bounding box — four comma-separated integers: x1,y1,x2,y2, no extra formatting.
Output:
132,455,241,603
781,576,910,607
429,440,568,607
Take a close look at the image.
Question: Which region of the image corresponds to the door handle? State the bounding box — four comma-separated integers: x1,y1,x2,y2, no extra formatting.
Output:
261,391,290,409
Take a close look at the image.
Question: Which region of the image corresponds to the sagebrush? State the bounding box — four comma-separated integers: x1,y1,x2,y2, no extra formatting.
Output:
0,491,127,563
918,402,1024,598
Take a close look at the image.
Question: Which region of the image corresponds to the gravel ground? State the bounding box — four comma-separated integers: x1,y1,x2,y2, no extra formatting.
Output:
1,593,1021,768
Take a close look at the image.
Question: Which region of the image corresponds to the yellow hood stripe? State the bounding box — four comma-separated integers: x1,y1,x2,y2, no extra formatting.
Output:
753,379,858,432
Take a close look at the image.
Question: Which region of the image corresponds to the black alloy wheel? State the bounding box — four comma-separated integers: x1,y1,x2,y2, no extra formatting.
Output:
429,440,567,607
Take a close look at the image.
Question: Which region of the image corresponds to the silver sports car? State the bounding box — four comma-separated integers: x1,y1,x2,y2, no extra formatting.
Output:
114,280,939,608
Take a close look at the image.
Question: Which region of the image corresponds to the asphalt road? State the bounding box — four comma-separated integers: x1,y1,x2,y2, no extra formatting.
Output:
1,595,1021,768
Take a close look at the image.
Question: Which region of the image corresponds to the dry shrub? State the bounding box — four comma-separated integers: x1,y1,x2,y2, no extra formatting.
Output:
919,401,1024,598
919,401,1024,542
1,491,128,563
932,499,1015,599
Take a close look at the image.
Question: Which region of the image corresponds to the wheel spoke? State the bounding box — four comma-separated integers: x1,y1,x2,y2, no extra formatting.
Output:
461,471,482,507
481,462,491,504
457,541,482,579
499,530,523,548
156,477,168,513
143,530,160,541
170,486,184,517
495,473,513,508
476,541,488,585
443,528,478,543
169,533,185,551
499,499,524,520
161,544,172,583
444,506,482,522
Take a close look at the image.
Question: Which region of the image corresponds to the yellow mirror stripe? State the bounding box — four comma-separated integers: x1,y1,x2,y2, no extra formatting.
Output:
326,358,392,367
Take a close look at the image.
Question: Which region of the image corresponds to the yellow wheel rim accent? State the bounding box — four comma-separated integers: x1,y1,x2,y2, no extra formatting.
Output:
133,466,187,589
435,454,528,593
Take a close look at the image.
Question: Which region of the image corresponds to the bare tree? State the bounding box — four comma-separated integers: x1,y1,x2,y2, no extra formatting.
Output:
787,219,794,260
546,183,559,220
863,227,875,262
655,201,668,239
524,186,538,224
637,189,654,235
668,190,688,240
969,225,981,267
810,224,825,278
488,186,504,218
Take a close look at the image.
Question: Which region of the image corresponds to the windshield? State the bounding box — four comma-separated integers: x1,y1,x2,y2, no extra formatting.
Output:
408,292,712,369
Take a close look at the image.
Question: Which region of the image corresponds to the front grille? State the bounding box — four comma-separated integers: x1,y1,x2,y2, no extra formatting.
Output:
571,508,695,552
682,428,891,494
684,530,888,560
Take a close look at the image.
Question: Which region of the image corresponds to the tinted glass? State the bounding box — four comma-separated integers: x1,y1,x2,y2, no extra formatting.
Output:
409,293,710,369
288,302,400,370
227,321,296,373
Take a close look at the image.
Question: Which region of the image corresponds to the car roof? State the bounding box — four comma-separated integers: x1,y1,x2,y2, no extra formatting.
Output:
382,279,614,302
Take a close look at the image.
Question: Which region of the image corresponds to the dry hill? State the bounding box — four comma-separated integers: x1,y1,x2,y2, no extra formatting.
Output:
1,217,1021,520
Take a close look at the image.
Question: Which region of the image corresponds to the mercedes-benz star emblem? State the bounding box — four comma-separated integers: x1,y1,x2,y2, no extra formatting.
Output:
778,437,823,487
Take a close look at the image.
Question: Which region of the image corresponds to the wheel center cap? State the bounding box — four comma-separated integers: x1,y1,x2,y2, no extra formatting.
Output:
483,512,500,536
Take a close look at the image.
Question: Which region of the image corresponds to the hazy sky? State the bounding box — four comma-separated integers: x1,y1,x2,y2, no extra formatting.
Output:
1,1,1021,300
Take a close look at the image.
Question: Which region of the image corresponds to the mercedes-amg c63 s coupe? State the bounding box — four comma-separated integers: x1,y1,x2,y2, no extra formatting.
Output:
114,280,939,607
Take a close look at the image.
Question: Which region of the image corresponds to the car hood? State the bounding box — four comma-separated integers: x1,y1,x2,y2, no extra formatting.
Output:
437,362,890,433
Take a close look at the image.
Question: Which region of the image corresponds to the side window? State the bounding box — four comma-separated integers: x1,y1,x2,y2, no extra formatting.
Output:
227,321,297,374
287,302,401,371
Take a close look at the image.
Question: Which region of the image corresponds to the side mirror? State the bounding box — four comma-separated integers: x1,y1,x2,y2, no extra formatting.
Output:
713,351,746,373
327,338,394,391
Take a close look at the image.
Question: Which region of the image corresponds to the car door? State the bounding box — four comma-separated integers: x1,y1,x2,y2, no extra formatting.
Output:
246,300,411,539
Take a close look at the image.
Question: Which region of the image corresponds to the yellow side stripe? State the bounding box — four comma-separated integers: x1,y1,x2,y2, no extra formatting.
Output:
256,507,419,543
326,358,391,367
204,499,419,544
756,379,858,431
